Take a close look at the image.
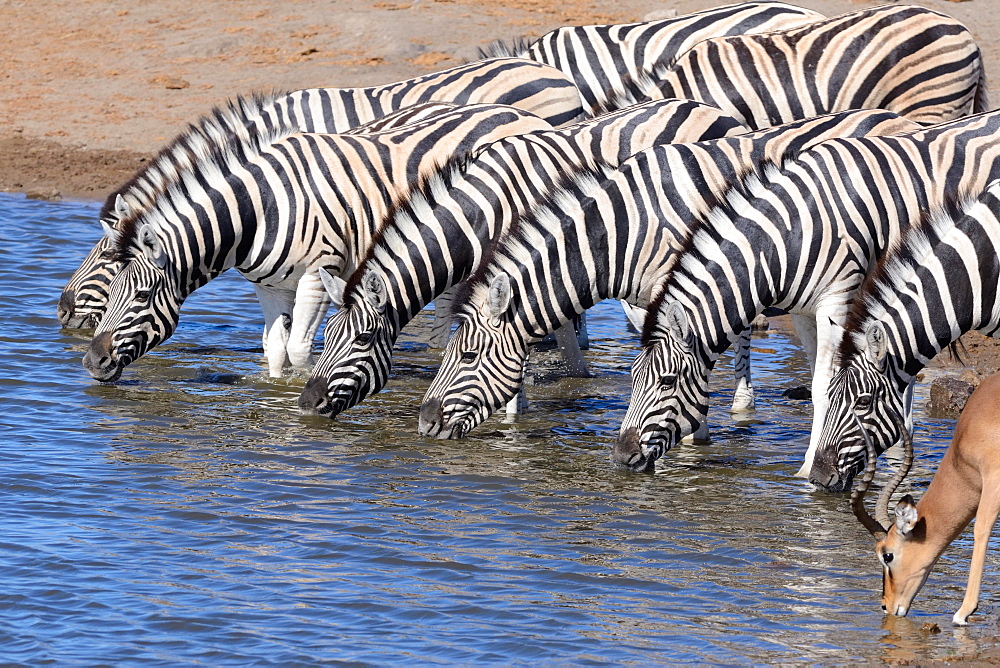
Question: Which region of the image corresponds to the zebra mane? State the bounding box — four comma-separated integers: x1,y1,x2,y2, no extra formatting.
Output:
588,57,674,117
475,35,535,60
112,92,300,258
835,191,981,367
340,150,482,307
640,161,782,344
452,159,618,319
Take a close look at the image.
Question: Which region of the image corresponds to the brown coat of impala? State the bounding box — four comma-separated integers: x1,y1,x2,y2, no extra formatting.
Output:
854,373,1000,625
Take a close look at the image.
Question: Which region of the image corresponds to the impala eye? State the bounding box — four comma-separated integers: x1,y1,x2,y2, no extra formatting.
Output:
660,374,677,389
856,394,873,410
882,552,894,565
461,351,478,363
135,289,151,303
354,332,373,346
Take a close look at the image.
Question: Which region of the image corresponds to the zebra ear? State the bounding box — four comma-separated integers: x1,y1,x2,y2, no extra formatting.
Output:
894,494,919,537
137,225,168,269
114,194,131,220
488,272,512,326
864,322,888,369
318,268,345,309
664,301,690,343
100,220,121,245
362,271,388,312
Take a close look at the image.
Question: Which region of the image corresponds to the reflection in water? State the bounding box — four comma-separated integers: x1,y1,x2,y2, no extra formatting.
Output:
3,192,1000,663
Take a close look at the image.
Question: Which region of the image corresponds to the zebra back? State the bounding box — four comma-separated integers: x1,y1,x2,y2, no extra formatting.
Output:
602,5,986,127
479,1,823,110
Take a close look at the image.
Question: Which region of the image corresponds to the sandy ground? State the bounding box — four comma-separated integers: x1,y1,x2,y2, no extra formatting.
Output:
3,0,999,377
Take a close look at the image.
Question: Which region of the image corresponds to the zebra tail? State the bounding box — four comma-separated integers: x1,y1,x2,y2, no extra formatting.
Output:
974,61,991,113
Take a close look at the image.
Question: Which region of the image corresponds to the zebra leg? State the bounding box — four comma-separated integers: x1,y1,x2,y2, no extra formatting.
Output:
287,272,333,369
428,287,455,349
790,313,819,373
554,322,590,377
504,387,528,415
796,310,845,478
731,327,755,413
253,283,296,378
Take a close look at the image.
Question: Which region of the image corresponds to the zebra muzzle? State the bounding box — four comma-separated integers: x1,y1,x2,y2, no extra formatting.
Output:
82,331,123,382
298,376,332,416
612,428,654,472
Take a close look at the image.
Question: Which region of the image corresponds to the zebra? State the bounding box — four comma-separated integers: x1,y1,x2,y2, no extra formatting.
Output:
809,179,1000,493
79,102,555,383
296,98,747,419
415,109,920,440
57,56,586,337
479,0,824,111
616,109,1000,474
600,4,989,127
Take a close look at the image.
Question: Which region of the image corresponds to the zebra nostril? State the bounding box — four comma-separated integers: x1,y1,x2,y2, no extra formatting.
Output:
298,376,329,413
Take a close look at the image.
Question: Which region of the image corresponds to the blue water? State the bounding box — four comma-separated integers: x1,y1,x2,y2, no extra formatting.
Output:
2,192,997,664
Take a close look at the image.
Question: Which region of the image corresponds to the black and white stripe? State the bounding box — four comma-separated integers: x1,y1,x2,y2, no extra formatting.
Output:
58,56,585,330
603,5,989,126
810,180,1000,492
297,98,745,418
79,102,553,382
620,110,1000,473
415,110,919,441
480,1,823,111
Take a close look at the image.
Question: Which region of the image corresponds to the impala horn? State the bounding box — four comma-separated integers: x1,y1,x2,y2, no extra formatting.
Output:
850,410,888,539
875,411,915,529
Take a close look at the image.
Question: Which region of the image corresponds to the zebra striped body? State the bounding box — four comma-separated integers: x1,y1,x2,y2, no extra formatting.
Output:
480,1,823,111
810,180,1000,492
297,99,745,418
80,103,553,383
605,5,989,126
618,110,1000,473
58,56,584,330
416,110,920,441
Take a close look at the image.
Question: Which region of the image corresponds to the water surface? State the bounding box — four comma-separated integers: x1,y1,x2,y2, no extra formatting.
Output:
2,192,996,664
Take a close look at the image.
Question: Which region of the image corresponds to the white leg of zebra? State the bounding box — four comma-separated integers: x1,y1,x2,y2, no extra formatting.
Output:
428,287,456,348
790,313,819,373
796,309,845,478
554,322,590,377
287,272,334,369
730,327,755,413
621,301,645,332
254,283,296,377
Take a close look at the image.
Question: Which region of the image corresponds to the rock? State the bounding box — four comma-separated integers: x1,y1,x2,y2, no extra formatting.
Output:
959,368,982,387
920,622,941,633
644,8,678,20
25,187,61,201
783,386,811,400
929,376,977,418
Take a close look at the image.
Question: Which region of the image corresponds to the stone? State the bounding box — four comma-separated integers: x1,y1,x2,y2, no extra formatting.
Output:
929,376,977,418
25,187,61,201
783,386,811,400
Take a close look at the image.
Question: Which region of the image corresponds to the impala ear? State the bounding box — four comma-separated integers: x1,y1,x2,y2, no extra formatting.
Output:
894,494,919,537
114,193,131,220
864,322,888,369
488,272,512,326
664,301,690,342
137,224,167,268
362,271,388,312
318,267,345,308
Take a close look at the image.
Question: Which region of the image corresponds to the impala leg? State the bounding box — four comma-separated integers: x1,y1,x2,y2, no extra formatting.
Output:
731,327,755,413
955,483,1000,624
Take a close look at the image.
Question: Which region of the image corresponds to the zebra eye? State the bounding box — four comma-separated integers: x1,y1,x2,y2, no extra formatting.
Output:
354,332,373,346
856,394,873,410
660,374,677,390
461,351,478,363
99,250,116,260
134,289,151,303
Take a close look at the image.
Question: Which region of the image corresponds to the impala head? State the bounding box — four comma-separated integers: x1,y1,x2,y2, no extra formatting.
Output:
299,270,396,417
418,272,528,439
58,194,132,329
811,322,905,492
850,410,923,618
81,223,182,382
615,300,708,472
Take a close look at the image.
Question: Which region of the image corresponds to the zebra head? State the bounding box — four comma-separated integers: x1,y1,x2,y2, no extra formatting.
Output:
615,300,709,472
58,195,131,329
418,272,528,439
810,322,905,493
81,223,181,382
299,270,396,417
